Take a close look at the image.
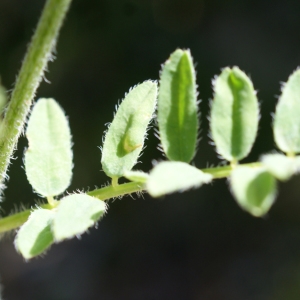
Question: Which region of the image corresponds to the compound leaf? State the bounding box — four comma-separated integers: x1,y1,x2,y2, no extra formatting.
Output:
15,209,54,259
147,161,212,197
25,98,73,197
210,67,259,162
158,49,198,162
53,194,106,242
274,69,300,155
230,166,276,217
101,81,157,179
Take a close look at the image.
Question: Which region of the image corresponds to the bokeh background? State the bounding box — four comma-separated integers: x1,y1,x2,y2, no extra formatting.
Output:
1,0,300,299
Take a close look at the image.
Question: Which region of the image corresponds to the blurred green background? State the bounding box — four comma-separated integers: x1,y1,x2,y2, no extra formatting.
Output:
1,0,300,299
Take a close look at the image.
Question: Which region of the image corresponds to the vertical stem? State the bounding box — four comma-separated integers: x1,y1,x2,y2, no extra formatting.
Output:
0,0,72,188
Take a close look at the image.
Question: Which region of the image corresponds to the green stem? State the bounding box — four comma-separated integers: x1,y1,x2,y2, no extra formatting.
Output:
0,182,143,234
0,162,263,234
0,0,72,187
88,181,143,200
0,204,52,234
202,161,262,178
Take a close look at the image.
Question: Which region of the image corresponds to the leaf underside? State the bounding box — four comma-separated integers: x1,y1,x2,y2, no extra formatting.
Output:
230,166,276,217
25,98,73,197
147,161,212,197
53,194,106,242
15,209,54,259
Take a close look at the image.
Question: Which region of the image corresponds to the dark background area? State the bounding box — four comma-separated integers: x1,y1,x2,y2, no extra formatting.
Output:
1,0,300,299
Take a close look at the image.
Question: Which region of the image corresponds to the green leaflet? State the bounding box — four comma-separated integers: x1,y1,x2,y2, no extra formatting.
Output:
210,67,259,162
230,166,277,217
158,49,198,162
53,194,106,242
261,153,300,181
101,81,157,179
15,209,54,260
25,98,73,197
147,161,212,197
274,69,300,155
14,194,106,259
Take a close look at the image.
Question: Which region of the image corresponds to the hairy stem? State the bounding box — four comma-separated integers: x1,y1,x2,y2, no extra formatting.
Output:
0,182,143,234
202,161,261,178
88,181,143,199
0,162,263,234
0,0,72,188
0,204,53,234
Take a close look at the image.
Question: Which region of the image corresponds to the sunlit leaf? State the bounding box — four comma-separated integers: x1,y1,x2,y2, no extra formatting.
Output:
101,81,157,179
25,98,73,197
147,161,212,197
158,49,198,162
274,69,300,155
210,67,259,162
53,194,106,242
15,209,54,259
230,166,276,217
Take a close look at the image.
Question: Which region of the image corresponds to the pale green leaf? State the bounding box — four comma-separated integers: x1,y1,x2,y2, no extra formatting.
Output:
53,194,106,242
261,153,300,181
210,67,259,162
124,170,149,183
147,161,212,197
25,98,73,197
101,81,157,179
274,69,300,155
158,49,198,162
230,166,277,217
15,209,54,259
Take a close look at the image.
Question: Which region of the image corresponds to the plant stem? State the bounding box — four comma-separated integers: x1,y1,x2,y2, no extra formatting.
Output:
0,182,143,234
0,162,264,234
88,181,143,200
0,0,72,188
0,204,53,234
202,161,262,178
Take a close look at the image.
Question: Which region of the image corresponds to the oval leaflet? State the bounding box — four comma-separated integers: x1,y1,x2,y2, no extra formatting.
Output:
157,49,198,163
24,98,73,197
210,67,259,162
101,81,157,179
